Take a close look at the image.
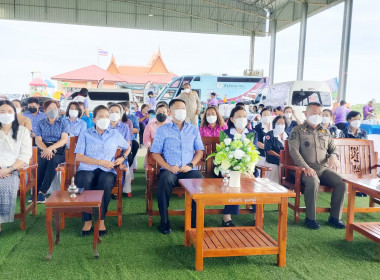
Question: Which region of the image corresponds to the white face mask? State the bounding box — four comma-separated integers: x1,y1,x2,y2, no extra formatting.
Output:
125,111,129,117
69,110,78,119
96,118,110,130
16,108,22,114
174,109,187,122
0,113,15,125
110,113,120,122
206,115,217,124
284,113,292,119
184,88,191,94
350,120,361,129
273,125,285,136
234,117,247,130
322,117,331,124
262,116,272,124
307,114,322,126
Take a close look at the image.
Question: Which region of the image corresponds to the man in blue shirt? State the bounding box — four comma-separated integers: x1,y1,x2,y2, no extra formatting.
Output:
23,97,46,138
151,99,204,234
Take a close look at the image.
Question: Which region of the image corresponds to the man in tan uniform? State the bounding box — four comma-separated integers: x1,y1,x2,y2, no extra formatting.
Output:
12,100,32,131
288,102,346,230
178,83,201,126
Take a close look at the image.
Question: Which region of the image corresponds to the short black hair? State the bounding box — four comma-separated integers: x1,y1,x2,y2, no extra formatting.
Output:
260,107,270,116
66,101,82,118
28,97,39,105
93,105,108,118
109,103,123,112
79,88,88,97
148,91,153,96
12,99,22,107
306,102,322,109
168,99,186,108
323,109,333,116
340,100,346,106
183,82,191,88
275,106,282,112
210,92,216,97
258,104,264,108
272,116,285,128
235,102,245,107
346,110,361,121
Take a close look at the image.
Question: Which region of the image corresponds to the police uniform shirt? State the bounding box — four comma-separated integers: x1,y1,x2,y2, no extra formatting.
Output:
288,121,339,170
339,126,368,139
264,130,284,165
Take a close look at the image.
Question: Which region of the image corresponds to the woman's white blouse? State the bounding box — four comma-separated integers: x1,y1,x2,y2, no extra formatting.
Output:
0,126,32,168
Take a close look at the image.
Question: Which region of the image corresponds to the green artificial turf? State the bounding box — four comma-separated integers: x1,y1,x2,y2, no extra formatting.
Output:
0,157,380,280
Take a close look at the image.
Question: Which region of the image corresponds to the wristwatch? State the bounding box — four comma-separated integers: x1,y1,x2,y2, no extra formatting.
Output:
187,162,194,168
7,166,15,172
123,154,128,160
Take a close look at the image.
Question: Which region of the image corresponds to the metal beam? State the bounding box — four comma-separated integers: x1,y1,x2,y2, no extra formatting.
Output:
296,2,308,80
338,0,353,102
269,18,277,84
249,31,255,71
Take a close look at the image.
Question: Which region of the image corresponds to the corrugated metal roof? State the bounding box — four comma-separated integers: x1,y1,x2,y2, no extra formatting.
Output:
0,0,343,36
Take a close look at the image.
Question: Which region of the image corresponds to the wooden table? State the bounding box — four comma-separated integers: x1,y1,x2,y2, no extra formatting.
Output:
44,190,104,261
179,178,296,271
345,178,380,261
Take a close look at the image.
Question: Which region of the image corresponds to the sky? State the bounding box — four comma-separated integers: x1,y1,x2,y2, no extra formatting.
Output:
0,0,379,105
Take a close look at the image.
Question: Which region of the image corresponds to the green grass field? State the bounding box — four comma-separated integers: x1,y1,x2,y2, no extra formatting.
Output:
1,157,380,280
351,103,380,118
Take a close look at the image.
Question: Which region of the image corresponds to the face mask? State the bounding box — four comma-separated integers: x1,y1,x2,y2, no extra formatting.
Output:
29,107,37,114
206,115,217,124
16,108,22,114
284,113,292,119
307,114,322,126
174,109,187,122
350,120,361,129
47,109,59,119
262,116,272,124
96,118,110,130
69,110,78,118
322,117,331,124
156,113,167,122
109,113,120,122
0,113,15,125
234,117,247,130
273,125,285,136
125,111,129,116
184,88,191,94
370,113,375,116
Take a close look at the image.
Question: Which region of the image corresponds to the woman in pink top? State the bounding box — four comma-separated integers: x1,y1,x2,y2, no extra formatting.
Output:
199,106,227,137
143,103,170,149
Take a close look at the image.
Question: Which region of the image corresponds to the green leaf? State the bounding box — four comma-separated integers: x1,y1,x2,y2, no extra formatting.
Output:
206,152,217,160
219,131,228,143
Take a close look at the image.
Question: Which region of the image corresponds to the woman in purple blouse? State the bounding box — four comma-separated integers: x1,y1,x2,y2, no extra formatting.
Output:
136,104,151,147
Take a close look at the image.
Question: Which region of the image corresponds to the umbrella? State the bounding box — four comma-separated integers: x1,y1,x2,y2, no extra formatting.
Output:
44,80,55,88
29,77,47,87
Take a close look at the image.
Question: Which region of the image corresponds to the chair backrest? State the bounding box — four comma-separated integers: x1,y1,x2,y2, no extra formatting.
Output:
31,147,38,165
280,138,378,180
201,137,219,178
65,136,78,186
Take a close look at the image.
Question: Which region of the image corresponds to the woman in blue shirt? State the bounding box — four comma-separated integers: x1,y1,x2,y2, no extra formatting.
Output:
64,101,87,141
78,101,93,128
74,105,130,236
32,100,69,203
222,105,258,227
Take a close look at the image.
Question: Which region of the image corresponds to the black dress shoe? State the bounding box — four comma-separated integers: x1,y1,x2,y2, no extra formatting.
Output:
159,223,172,234
356,192,367,197
328,216,346,229
81,229,92,237
305,217,320,230
222,219,235,227
99,230,107,236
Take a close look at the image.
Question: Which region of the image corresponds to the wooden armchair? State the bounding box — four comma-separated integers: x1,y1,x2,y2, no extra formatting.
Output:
16,147,38,230
280,139,380,222
57,138,124,228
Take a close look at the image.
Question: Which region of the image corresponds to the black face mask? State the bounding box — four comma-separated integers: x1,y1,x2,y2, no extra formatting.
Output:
28,107,37,113
156,113,167,122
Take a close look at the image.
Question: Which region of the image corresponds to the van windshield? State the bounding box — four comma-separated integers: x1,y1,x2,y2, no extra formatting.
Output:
291,91,331,107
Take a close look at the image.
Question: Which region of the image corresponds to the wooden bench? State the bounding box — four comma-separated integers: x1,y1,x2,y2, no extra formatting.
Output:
15,147,38,230
57,137,124,228
280,138,380,222
145,136,271,227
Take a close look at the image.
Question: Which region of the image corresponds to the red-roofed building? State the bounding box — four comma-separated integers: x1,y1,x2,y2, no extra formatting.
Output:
52,49,177,100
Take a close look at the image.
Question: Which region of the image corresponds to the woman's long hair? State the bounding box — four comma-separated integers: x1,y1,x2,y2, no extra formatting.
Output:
0,100,19,141
201,106,223,128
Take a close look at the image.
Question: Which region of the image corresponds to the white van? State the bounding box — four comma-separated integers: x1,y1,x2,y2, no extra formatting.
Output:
255,81,333,121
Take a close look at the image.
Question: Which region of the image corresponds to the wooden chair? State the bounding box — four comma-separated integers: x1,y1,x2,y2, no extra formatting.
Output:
57,139,124,229
280,138,380,222
16,147,38,230
145,136,271,227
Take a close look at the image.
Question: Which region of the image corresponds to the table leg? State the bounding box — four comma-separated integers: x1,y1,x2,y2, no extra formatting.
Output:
45,208,53,261
345,183,356,241
277,197,288,267
54,211,60,245
184,191,191,247
195,200,205,271
93,207,101,259
255,204,264,229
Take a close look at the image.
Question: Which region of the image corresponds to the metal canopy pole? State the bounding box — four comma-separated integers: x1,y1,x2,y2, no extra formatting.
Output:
297,2,308,80
249,31,255,71
269,18,277,84
338,0,353,102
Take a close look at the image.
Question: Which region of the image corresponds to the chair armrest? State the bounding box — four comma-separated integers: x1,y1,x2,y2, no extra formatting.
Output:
372,164,380,169
56,163,67,172
280,163,306,172
19,164,38,172
256,164,272,172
